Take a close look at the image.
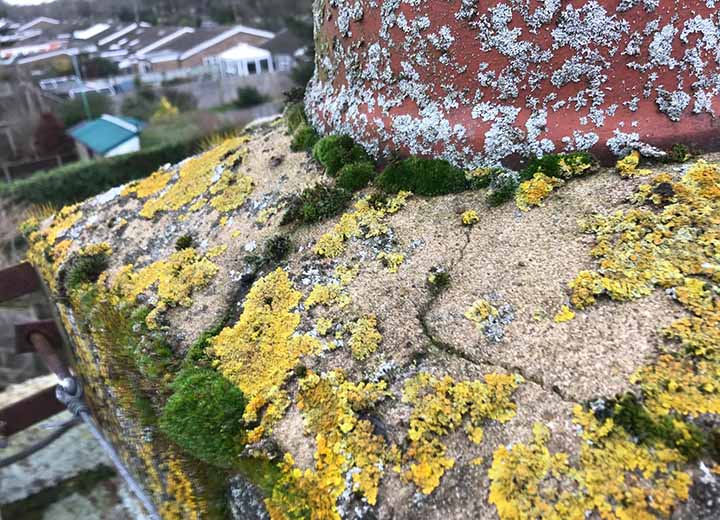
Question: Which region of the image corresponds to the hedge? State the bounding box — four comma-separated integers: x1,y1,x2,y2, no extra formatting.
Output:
0,138,205,207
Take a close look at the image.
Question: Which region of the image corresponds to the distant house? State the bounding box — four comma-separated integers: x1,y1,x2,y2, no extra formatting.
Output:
209,42,274,76
261,29,306,72
3,21,274,76
140,25,275,73
69,115,144,159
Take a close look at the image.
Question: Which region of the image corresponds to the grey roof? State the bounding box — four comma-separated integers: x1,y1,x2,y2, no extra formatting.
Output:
261,29,305,55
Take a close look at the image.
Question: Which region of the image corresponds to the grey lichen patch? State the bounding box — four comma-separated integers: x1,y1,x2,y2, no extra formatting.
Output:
306,1,720,167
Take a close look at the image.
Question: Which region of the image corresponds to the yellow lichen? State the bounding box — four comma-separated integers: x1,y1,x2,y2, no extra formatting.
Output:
348,314,381,360
464,298,499,325
305,283,350,309
316,317,334,336
210,268,321,440
466,167,493,185
616,150,652,178
267,370,394,518
113,248,219,329
313,191,411,258
515,172,564,211
558,155,594,178
122,168,173,199
461,209,480,226
489,409,691,520
139,136,251,218
208,170,254,213
553,305,575,323
334,263,359,285
402,372,522,494
376,251,405,273
24,203,84,291
256,207,278,224
497,159,720,520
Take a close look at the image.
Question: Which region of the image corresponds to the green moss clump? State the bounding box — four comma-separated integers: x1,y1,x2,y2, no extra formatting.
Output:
336,161,375,192
175,234,193,250
520,151,597,181
290,123,319,152
486,170,520,206
601,393,711,461
662,143,691,164
312,134,370,177
159,367,247,468
282,183,351,225
427,268,451,295
285,102,306,134
377,157,468,196
263,235,292,264
64,252,109,293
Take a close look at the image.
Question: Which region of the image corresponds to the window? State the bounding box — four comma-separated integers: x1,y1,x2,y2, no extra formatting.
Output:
247,61,257,74
260,58,269,72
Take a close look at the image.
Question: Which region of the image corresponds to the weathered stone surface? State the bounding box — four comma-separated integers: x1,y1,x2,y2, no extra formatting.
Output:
21,118,720,519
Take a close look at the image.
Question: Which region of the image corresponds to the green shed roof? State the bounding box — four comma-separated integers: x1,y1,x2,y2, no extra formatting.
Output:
69,115,143,155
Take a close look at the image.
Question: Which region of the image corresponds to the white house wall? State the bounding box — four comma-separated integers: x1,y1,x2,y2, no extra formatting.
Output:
105,136,140,157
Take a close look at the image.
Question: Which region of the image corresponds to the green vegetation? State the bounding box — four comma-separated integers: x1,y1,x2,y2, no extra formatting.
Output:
235,86,267,109
663,143,691,163
63,252,109,294
427,268,451,295
312,135,370,177
486,171,520,207
175,235,194,251
263,235,292,264
159,367,247,467
377,157,468,196
290,123,319,152
282,183,352,225
58,93,113,127
0,138,204,207
183,318,230,368
600,394,713,461
121,87,159,121
284,102,306,134
520,151,597,181
336,162,375,192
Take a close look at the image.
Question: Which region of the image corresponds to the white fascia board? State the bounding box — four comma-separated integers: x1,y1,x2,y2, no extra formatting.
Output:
17,17,60,32
98,24,137,47
17,47,79,65
136,27,194,57
179,25,275,61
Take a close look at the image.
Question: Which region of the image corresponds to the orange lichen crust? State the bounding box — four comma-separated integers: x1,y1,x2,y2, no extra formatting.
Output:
313,191,411,258
348,314,382,360
210,268,321,442
266,370,395,519
491,159,720,520
112,248,219,329
23,203,83,290
616,150,653,178
401,372,522,495
122,168,174,199
489,410,690,520
136,136,253,219
515,172,564,211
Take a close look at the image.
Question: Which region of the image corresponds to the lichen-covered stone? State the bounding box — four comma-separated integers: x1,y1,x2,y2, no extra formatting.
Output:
23,116,720,519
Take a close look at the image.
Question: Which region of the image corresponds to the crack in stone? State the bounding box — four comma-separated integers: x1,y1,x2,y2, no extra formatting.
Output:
416,224,577,405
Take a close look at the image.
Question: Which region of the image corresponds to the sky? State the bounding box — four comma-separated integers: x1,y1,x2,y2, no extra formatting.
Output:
4,0,56,5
